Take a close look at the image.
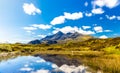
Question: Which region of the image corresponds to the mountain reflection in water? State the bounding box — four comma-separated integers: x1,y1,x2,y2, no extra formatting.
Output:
0,56,88,73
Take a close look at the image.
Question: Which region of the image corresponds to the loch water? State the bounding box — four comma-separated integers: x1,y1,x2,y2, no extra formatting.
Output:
0,56,87,73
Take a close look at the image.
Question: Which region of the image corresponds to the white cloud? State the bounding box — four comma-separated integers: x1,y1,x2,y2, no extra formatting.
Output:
109,16,116,20
50,12,83,25
37,35,46,38
82,26,91,29
85,13,92,17
85,2,88,7
104,0,119,8
20,67,33,71
23,3,41,15
92,0,120,8
99,35,108,39
31,69,49,73
94,26,103,33
106,15,120,20
92,8,104,14
32,24,52,30
64,12,83,20
93,26,112,33
92,0,105,7
53,26,95,35
50,16,65,25
53,26,78,34
106,15,116,20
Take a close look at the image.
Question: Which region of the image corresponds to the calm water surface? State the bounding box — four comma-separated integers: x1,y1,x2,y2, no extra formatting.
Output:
0,56,61,73
0,56,87,73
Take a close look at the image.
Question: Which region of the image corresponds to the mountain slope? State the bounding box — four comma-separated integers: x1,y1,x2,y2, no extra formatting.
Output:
28,31,93,44
41,31,64,41
41,31,84,41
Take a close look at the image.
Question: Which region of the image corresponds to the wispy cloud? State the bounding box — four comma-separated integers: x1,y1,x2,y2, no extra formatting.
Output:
23,3,41,15
32,24,52,30
37,35,46,38
23,24,52,35
106,15,120,20
23,26,37,31
82,26,91,30
104,30,112,32
106,15,116,20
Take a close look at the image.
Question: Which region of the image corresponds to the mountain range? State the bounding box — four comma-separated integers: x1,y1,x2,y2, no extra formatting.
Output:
28,31,93,44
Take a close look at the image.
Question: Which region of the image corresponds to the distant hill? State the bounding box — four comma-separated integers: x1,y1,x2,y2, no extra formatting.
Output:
62,37,120,51
28,31,93,44
28,39,41,44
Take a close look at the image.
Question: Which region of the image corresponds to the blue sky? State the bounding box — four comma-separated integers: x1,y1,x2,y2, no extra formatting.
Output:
0,0,120,43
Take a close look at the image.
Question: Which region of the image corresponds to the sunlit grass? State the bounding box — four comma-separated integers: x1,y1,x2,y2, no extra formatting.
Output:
103,46,120,55
82,55,120,73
